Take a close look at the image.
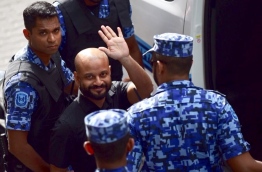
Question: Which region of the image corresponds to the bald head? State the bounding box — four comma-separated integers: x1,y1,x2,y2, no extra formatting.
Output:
75,48,109,73
74,48,112,102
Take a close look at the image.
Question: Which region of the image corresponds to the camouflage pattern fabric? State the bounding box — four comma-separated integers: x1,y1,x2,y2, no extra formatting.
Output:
127,80,250,172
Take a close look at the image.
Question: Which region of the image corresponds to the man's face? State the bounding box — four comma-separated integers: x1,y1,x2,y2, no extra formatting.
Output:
76,57,111,101
26,17,61,58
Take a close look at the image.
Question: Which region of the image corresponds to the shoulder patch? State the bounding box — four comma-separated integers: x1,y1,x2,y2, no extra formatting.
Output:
15,91,29,108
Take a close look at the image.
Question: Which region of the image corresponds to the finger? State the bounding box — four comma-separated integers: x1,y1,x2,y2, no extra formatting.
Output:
98,47,110,56
98,30,109,43
117,27,123,38
106,26,117,37
100,25,114,39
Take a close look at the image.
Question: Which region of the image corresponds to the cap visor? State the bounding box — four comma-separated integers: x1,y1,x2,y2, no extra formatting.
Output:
143,48,154,56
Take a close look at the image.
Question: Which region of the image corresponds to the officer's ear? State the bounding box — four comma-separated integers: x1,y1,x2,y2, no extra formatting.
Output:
157,60,166,75
83,141,94,155
23,29,30,40
126,138,134,153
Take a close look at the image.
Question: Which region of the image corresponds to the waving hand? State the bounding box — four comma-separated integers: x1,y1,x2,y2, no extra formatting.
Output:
98,25,129,60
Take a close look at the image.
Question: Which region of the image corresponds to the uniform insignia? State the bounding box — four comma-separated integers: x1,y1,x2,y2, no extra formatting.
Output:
15,92,28,108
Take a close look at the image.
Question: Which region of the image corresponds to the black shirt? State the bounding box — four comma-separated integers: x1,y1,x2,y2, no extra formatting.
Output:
49,81,131,172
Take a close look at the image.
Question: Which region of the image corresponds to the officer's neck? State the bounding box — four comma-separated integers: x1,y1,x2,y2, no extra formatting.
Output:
96,157,127,170
30,47,52,66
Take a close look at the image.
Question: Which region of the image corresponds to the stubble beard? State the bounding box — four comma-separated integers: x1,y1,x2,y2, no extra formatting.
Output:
80,82,111,100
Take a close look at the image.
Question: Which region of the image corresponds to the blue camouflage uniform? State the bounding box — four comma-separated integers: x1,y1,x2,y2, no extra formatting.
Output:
127,80,250,172
4,45,73,132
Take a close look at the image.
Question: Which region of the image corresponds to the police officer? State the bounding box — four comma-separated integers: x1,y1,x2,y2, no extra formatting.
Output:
3,2,77,171
126,33,262,171
53,0,143,81
84,109,134,172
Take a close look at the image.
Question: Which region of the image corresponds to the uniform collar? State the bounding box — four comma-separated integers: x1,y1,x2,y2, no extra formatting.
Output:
152,80,195,96
14,45,53,70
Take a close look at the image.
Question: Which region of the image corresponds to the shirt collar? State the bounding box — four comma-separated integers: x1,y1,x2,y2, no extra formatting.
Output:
153,80,195,96
15,45,54,70
77,90,112,112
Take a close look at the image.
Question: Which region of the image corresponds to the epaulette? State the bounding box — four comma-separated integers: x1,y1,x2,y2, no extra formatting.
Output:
206,89,226,97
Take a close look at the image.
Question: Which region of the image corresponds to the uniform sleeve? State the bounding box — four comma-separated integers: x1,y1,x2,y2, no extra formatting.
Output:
49,118,73,168
122,4,134,38
217,100,250,160
60,59,74,86
126,111,144,171
4,77,38,131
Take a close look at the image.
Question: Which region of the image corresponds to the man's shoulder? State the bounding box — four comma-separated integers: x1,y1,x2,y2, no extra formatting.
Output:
202,89,227,104
110,81,130,91
59,101,81,119
53,101,83,132
58,98,92,123
128,87,227,112
205,89,226,97
111,81,129,86
128,95,162,113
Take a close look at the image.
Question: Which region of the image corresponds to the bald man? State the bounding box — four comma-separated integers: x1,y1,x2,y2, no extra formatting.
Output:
49,26,153,172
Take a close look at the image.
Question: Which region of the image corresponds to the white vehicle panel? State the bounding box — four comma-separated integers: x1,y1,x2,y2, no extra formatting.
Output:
131,0,187,46
129,0,205,88
185,0,205,88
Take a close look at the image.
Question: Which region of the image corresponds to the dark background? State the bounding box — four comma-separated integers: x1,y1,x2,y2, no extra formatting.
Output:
204,0,262,160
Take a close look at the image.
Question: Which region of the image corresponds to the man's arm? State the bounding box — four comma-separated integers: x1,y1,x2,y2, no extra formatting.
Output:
98,25,153,104
49,117,73,172
8,130,50,172
120,55,152,104
60,59,79,95
5,81,49,171
218,102,262,171
227,151,262,172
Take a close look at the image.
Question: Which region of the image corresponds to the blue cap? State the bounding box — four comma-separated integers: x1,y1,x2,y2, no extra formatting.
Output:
84,109,129,144
143,33,193,57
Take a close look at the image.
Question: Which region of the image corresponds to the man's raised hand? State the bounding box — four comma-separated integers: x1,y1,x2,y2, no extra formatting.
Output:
98,25,129,60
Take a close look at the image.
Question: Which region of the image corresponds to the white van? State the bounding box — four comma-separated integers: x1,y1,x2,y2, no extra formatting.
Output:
131,0,262,162
131,0,205,88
